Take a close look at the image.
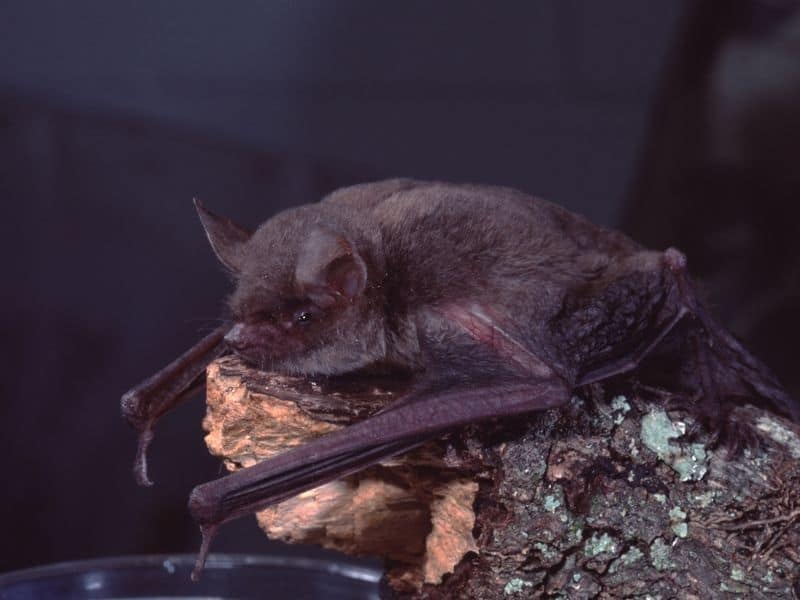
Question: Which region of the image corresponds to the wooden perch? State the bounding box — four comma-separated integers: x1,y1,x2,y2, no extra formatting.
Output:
203,356,800,598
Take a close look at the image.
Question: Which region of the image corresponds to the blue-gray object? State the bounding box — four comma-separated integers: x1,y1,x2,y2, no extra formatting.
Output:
0,554,381,600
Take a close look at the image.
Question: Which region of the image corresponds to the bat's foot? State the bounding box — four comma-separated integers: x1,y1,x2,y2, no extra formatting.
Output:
688,407,764,458
685,331,761,456
659,386,762,458
661,393,762,457
714,413,764,458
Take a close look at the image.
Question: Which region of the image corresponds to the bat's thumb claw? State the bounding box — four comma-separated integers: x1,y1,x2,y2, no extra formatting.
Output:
133,428,155,487
191,523,218,583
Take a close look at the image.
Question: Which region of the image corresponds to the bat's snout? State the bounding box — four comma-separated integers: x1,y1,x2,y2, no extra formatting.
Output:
224,322,280,364
223,323,245,348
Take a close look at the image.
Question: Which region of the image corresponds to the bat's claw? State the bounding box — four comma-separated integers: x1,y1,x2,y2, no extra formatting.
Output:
133,428,155,487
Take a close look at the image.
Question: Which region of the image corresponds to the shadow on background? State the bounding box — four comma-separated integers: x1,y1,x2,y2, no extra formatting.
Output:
0,0,797,576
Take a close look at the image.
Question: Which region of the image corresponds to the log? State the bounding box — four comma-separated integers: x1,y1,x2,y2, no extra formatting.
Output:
203,355,800,598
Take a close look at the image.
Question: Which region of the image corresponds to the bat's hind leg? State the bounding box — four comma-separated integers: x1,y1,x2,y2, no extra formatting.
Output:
662,248,799,444
576,247,797,442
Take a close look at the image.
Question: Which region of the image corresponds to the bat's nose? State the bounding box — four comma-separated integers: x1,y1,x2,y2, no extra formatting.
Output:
224,322,279,354
224,323,265,364
223,323,246,348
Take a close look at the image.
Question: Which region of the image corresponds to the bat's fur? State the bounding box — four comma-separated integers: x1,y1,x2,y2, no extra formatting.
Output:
212,179,797,419
222,180,644,378
123,179,799,579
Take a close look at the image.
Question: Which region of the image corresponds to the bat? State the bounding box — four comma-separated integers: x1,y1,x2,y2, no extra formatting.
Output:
120,179,799,580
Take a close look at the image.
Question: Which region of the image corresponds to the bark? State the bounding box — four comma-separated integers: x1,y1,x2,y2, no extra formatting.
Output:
203,356,800,599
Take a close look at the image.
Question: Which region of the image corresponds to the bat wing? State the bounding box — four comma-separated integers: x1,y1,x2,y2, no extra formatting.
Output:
188,376,568,579
187,302,570,579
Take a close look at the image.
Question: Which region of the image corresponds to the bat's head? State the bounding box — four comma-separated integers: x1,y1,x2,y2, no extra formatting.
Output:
195,200,389,375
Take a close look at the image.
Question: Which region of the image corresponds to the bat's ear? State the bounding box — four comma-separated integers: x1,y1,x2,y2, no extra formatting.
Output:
295,228,367,307
194,199,252,273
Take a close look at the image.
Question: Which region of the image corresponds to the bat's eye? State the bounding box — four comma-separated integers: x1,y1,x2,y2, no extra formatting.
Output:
294,309,313,325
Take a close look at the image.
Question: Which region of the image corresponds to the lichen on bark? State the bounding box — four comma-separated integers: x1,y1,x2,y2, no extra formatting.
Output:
203,356,800,599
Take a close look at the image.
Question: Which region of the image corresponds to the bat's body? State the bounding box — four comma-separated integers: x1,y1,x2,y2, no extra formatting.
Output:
121,179,799,579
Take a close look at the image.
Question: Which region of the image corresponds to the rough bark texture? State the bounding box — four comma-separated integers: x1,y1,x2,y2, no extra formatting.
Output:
203,356,800,599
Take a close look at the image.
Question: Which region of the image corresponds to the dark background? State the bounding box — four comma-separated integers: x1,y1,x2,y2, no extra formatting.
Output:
1,0,798,575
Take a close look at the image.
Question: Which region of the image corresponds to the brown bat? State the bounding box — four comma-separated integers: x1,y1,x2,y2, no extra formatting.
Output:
121,179,799,580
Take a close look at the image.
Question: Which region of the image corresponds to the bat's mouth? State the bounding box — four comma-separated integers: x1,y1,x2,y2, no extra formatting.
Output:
223,322,302,368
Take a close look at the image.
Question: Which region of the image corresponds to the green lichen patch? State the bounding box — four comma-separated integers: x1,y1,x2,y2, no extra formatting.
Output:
671,443,709,482
584,532,619,558
608,546,644,574
503,577,533,596
649,537,673,571
641,410,680,456
611,395,631,424
668,506,686,521
670,522,688,538
640,409,710,481
669,506,689,538
692,490,716,508
543,493,562,513
532,542,560,562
